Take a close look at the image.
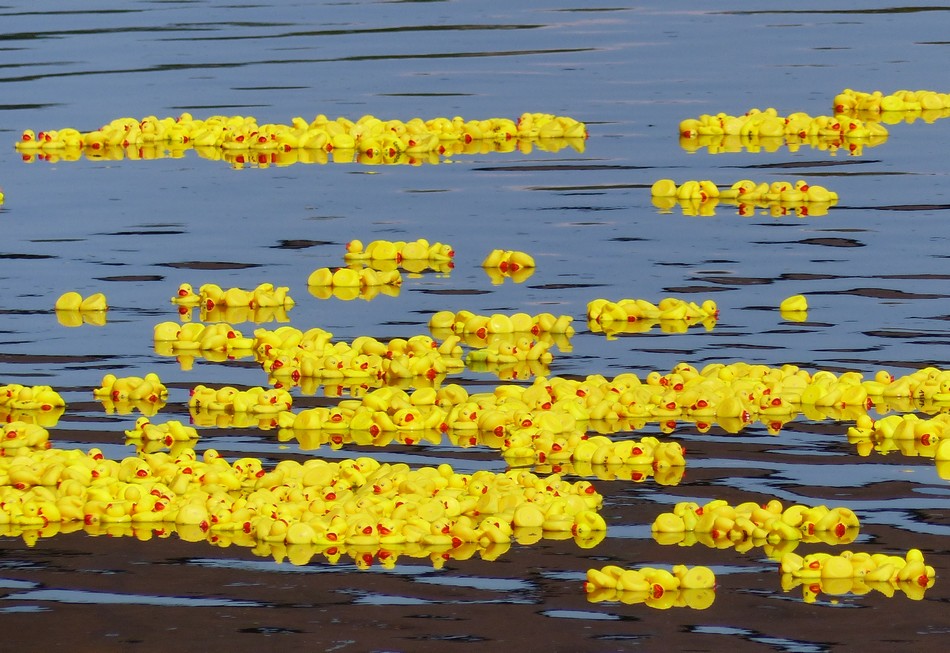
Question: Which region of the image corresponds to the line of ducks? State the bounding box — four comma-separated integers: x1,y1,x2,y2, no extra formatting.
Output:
14,112,588,166
779,548,935,602
650,178,838,204
677,88,949,155
651,499,860,548
584,564,716,609
586,296,719,327
679,107,887,141
834,88,950,115
171,282,294,310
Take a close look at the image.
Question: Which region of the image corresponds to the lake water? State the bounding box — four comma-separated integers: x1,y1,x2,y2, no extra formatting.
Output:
1,1,949,651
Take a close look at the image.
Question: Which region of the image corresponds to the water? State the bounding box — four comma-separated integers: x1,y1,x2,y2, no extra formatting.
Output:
1,2,949,651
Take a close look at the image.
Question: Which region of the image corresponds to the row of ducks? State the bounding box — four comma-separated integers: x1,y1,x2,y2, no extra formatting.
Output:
252,327,465,384
0,446,606,550
586,297,719,325
651,499,860,545
847,413,950,461
587,315,718,338
650,179,838,204
306,282,403,303
833,88,950,115
118,351,950,440
653,196,837,217
172,283,294,310
780,548,935,588
678,107,888,141
177,303,294,325
781,571,933,603
15,112,587,155
653,520,855,561
2,514,573,568
428,310,575,339
584,564,716,609
343,238,454,264
678,131,882,156
16,131,587,168
18,358,950,439
306,267,403,289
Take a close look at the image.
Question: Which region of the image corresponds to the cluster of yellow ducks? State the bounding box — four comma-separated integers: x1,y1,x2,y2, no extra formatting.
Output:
6,290,946,602
39,256,950,604
7,96,947,605
93,373,168,405
428,310,574,340
650,179,839,217
848,413,950,461
344,238,455,264
586,297,719,338
652,500,860,548
306,267,403,291
123,417,199,447
780,549,935,602
678,106,887,155
834,88,950,122
13,112,587,167
1,422,50,452
584,564,716,608
0,443,607,564
679,88,949,155
480,249,537,284
172,282,294,311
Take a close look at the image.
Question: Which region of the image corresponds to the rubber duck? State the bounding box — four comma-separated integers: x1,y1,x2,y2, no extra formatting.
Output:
54,291,84,311
780,294,808,313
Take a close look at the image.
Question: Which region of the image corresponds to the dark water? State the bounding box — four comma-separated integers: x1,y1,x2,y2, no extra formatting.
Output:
1,2,949,652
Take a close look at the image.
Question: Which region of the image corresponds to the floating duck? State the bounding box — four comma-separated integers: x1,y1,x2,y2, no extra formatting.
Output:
779,294,809,321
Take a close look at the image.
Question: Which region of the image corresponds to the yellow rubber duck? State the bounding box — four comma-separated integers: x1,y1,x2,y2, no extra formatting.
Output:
779,294,808,321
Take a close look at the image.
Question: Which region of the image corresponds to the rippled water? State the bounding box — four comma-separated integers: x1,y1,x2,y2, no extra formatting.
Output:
1,2,949,652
